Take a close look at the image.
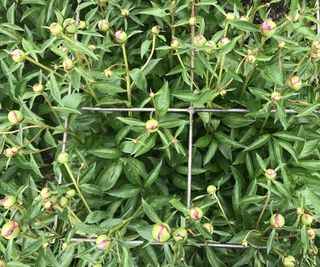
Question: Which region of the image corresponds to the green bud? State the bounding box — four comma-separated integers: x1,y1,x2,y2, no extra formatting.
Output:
98,19,110,32
152,223,171,242
270,214,285,228
271,91,281,101
8,110,24,125
207,185,216,195
189,17,196,26
145,119,159,133
287,76,302,91
63,18,77,34
114,30,128,43
264,169,277,180
2,196,16,209
32,83,44,94
194,35,207,47
63,58,74,72
11,49,26,63
226,12,236,21
282,255,295,267
151,26,160,35
121,9,130,17
103,68,112,78
78,21,86,30
59,197,68,208
171,38,180,50
57,152,69,164
301,214,313,225
66,189,76,198
202,223,214,234
218,37,230,48
49,22,63,36
40,187,51,199
173,228,188,242
307,229,316,240
1,221,20,239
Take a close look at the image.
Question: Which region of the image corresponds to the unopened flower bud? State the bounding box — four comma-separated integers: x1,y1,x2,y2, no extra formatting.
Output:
308,247,318,256
50,22,63,36
220,89,227,96
307,229,316,240
1,221,20,239
98,19,110,32
301,214,313,225
278,41,285,48
261,20,277,38
114,30,128,43
149,92,155,98
43,242,49,248
12,49,26,63
205,40,217,55
63,58,74,72
121,9,130,17
59,197,68,208
218,37,230,48
173,228,188,242
0,260,5,267
270,214,285,228
310,50,320,61
62,242,68,250
226,12,236,21
152,223,171,242
203,223,214,234
151,26,160,35
32,83,44,94
89,45,96,51
240,15,249,21
189,17,196,26
4,148,14,158
93,264,102,267
96,235,112,251
57,152,69,164
189,207,204,221
311,40,320,50
40,187,51,199
66,189,76,198
207,185,216,195
296,207,304,215
43,199,52,209
246,54,256,64
293,13,301,22
145,119,159,133
282,255,296,267
2,196,16,209
8,110,24,125
59,46,68,53
287,76,302,91
78,21,86,30
194,35,207,47
171,38,180,50
103,68,112,78
271,91,281,101
265,169,277,180
241,240,248,248
63,18,77,34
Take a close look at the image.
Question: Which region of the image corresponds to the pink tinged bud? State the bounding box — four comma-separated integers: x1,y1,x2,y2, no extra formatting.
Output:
261,20,277,38
270,214,285,228
96,235,111,251
1,221,20,239
11,49,26,63
218,37,230,47
2,196,16,209
310,50,320,60
63,18,77,34
8,110,24,125
63,58,74,72
287,76,302,91
264,169,277,180
271,91,281,101
205,40,216,55
173,228,188,242
301,214,313,225
171,38,180,49
145,119,159,133
114,30,128,44
194,35,207,47
98,20,110,32
202,223,214,234
0,260,4,267
32,83,44,94
189,207,204,220
152,223,171,242
49,22,63,36
307,229,316,240
282,256,296,267
240,15,249,21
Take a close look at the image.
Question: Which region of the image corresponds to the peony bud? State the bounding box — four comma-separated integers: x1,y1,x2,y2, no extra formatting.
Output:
114,30,128,43
1,221,20,239
287,76,302,91
202,223,214,234
59,197,68,208
96,235,112,251
308,247,318,256
63,58,74,72
271,91,281,101
194,35,207,47
189,207,204,221
241,240,248,248
32,83,44,94
311,40,320,50
2,196,16,209
152,223,171,242
189,17,196,26
11,147,19,155
296,207,304,215
57,152,69,164
293,13,300,22
93,264,102,267
8,110,24,125
282,256,296,267
63,18,77,34
278,41,285,48
264,169,277,180
205,40,217,55
121,9,130,17
103,68,112,78
173,228,188,242
66,189,76,198
145,119,159,133
261,20,277,38
246,55,256,64
218,37,230,48
151,26,160,35
43,199,52,209
98,19,110,32
4,148,18,158
270,214,285,228
240,15,249,21
40,187,51,199
50,22,63,36
11,49,26,63
301,214,313,225
310,50,320,61
307,229,316,240
226,12,236,21
78,21,86,30
171,38,180,50
88,45,96,51
0,260,5,267
207,185,217,195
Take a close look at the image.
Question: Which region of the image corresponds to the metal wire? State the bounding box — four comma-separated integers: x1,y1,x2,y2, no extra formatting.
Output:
317,0,320,34
69,238,267,250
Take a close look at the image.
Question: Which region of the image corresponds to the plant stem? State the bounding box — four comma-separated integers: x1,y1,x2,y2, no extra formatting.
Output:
64,163,92,213
42,93,62,124
213,193,236,234
141,34,156,71
122,44,132,109
176,53,199,90
26,56,65,80
256,180,271,228
215,55,225,90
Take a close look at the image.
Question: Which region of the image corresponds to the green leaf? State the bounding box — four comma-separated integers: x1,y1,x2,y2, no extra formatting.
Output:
88,147,123,159
142,199,161,223
244,135,270,151
144,160,162,187
98,161,123,191
49,73,62,104
130,68,147,91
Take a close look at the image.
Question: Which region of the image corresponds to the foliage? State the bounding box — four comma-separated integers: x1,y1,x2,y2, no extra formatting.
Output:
1,0,320,266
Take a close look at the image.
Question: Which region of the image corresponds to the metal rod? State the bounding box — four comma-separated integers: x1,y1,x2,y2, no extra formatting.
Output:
317,0,320,35
82,107,320,114
187,109,194,209
69,238,267,249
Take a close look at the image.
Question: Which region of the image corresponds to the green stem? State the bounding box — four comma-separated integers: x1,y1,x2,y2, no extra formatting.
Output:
122,44,132,109
141,34,156,71
256,180,271,228
26,56,65,80
215,55,225,90
42,93,62,125
64,163,92,213
176,54,199,90
213,193,236,234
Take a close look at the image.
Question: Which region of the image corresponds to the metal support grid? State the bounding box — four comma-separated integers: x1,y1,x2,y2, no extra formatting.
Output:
59,0,320,252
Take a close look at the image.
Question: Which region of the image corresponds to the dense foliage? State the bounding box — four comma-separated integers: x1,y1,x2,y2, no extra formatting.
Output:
1,0,320,266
